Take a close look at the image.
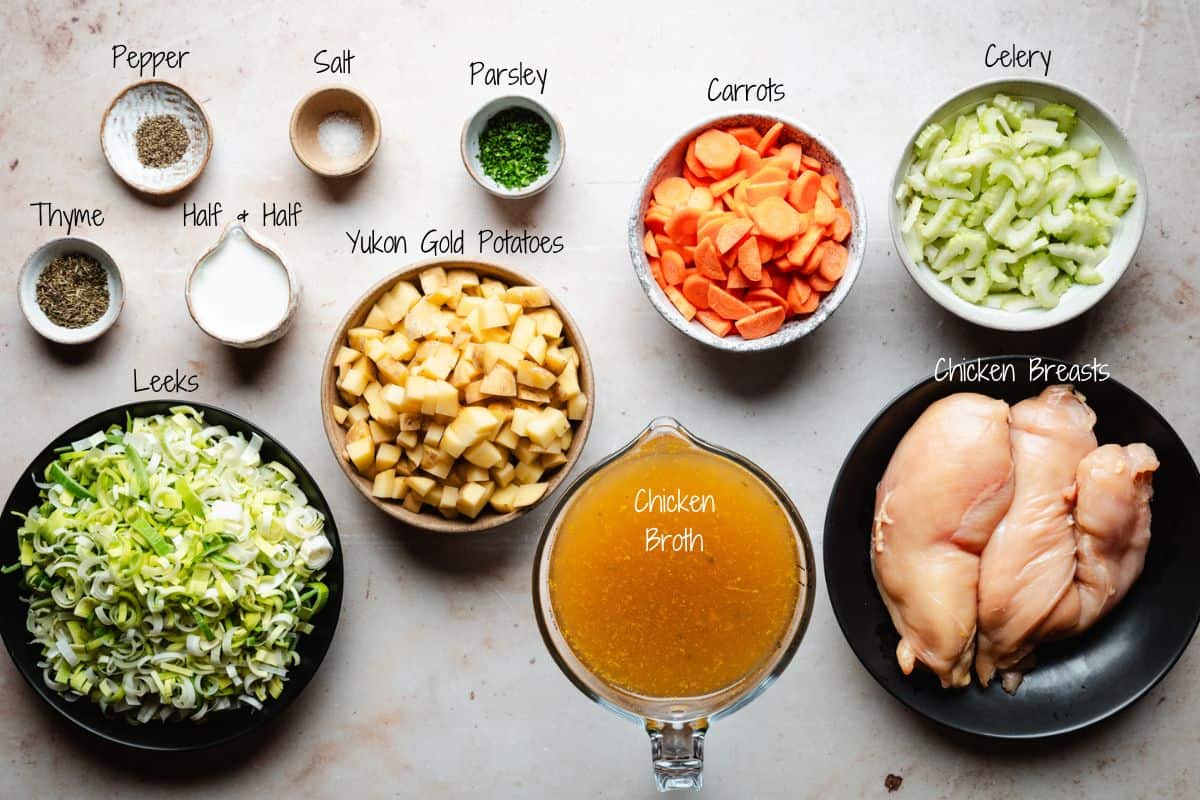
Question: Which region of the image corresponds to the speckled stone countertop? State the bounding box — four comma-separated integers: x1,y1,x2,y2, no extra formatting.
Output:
1,1,1197,797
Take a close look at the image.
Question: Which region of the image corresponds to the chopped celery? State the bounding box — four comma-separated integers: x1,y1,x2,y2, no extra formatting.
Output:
900,94,1136,311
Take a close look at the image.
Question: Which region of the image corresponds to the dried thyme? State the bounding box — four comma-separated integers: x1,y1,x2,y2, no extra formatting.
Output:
477,107,551,189
135,114,189,168
35,253,110,328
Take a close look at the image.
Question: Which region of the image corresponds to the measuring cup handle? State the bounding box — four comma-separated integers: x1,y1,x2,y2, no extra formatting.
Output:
646,718,708,792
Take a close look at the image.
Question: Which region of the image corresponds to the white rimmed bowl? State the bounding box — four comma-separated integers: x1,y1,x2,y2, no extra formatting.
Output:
629,112,867,352
18,237,124,345
185,223,300,348
101,80,212,195
890,78,1148,332
461,95,564,199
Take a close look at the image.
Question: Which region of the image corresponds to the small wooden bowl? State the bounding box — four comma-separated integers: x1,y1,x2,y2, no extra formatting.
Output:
321,259,595,533
101,79,212,196
290,86,381,177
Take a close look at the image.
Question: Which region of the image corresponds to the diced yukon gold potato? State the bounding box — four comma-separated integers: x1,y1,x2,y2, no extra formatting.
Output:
464,440,504,469
517,361,557,390
348,327,384,351
372,469,397,498
481,365,517,398
364,303,392,331
376,443,401,471
504,285,551,308
420,266,448,295
334,270,588,518
567,393,588,421
335,347,361,368
456,482,494,518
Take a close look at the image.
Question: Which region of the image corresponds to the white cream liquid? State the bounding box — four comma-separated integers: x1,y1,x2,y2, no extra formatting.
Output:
190,226,291,342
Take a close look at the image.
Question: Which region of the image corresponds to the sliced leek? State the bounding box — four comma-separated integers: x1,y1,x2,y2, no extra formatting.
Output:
12,406,333,723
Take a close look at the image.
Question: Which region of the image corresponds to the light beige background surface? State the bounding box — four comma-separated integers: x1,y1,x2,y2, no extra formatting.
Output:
1,0,1198,797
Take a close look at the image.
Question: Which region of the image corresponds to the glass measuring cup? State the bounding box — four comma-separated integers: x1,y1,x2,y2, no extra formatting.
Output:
533,417,816,791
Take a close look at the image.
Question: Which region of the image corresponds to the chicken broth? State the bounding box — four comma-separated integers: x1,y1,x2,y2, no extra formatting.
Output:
547,434,801,699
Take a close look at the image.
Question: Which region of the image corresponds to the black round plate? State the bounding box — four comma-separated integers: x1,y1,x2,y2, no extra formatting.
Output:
0,401,343,751
824,356,1200,738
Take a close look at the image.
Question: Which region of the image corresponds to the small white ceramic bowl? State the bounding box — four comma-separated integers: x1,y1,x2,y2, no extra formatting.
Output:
629,112,867,352
18,237,124,344
185,223,300,348
461,95,564,199
890,78,1148,332
101,80,212,195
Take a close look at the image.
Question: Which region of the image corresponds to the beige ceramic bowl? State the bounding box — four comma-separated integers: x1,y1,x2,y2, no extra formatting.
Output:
321,259,595,533
290,86,381,177
101,80,212,195
185,222,300,348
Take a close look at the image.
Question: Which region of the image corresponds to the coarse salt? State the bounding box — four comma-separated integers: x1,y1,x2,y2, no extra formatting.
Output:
317,111,364,159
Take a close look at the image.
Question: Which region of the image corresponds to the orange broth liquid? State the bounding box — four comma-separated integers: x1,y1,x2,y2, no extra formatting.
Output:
548,436,801,699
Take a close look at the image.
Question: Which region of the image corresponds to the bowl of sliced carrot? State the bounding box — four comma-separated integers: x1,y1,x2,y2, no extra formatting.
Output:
630,113,866,351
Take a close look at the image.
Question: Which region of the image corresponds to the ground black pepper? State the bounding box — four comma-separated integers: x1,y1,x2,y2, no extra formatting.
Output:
135,114,189,168
35,253,110,328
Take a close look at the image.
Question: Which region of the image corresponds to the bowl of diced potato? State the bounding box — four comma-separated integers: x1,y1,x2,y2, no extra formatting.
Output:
321,260,594,532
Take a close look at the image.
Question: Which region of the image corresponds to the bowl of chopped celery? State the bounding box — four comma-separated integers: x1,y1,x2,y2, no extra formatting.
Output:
890,79,1147,331
0,402,343,751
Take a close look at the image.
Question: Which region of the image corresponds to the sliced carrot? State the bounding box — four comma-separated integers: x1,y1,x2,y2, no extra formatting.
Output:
787,225,823,266
801,154,822,172
773,255,793,272
736,237,763,282
796,211,812,236
819,242,849,281
715,218,753,254
786,277,813,313
694,238,727,281
681,274,713,309
787,171,822,213
776,143,804,175
770,269,791,297
653,177,693,207
749,166,789,186
794,289,821,314
695,309,734,337
757,237,774,264
755,122,785,156
685,140,706,178
809,274,837,292
708,169,747,198
664,285,697,321
736,145,762,175
727,126,762,148
649,258,665,289
802,240,830,276
746,299,775,312
682,165,709,188
645,205,671,232
749,197,803,241
745,181,789,204
661,249,687,285
726,267,753,290
708,283,755,320
688,186,715,211
746,288,787,308
665,206,701,246
813,191,836,227
820,173,841,205
704,162,736,181
735,305,785,339
643,230,660,258
694,129,741,171
698,216,735,245
831,207,852,243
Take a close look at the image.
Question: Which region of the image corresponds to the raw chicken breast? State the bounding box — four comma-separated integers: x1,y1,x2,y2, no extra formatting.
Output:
871,393,1014,688
1069,443,1158,632
975,385,1097,687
